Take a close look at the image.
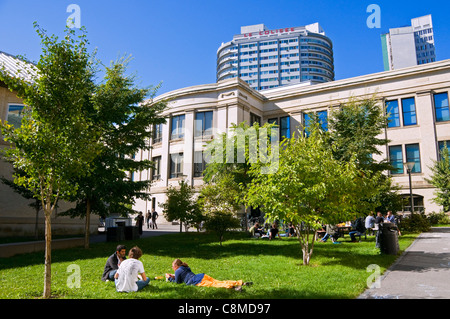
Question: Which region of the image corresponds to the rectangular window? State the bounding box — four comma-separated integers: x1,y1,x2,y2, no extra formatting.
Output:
405,143,421,173
317,110,328,131
434,92,450,122
151,156,161,180
153,123,163,144
195,111,213,137
389,145,404,174
438,140,450,161
280,116,290,138
303,112,312,137
169,153,184,178
250,113,261,126
194,151,207,177
401,98,417,126
386,100,400,128
171,115,185,140
7,104,25,129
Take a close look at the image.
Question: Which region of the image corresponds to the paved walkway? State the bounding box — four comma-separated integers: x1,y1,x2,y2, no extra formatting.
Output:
359,227,450,299
89,222,184,244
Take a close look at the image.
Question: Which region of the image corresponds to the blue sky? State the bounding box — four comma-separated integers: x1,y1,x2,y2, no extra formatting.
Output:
0,0,449,95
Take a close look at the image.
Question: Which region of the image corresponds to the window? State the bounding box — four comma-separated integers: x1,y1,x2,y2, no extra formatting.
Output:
280,116,290,138
434,92,450,122
386,100,400,128
438,141,450,161
303,112,312,137
7,104,25,129
151,156,161,180
195,111,213,137
194,151,207,177
389,145,404,174
169,153,184,178
401,98,417,126
317,110,328,131
250,113,261,126
171,115,185,139
153,123,163,144
405,143,421,173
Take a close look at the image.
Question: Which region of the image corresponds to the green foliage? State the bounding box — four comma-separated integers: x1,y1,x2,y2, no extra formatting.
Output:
427,212,450,225
159,180,200,232
245,124,372,265
203,212,241,246
400,212,431,232
61,58,167,219
426,144,450,212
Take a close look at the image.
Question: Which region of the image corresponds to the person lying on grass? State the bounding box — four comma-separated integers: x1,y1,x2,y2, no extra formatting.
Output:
165,259,252,291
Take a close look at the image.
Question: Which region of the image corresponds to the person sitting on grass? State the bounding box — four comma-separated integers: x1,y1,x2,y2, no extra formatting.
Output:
114,246,150,292
102,244,126,282
165,259,252,292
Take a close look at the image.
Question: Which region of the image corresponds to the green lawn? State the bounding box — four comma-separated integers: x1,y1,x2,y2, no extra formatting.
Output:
0,231,418,299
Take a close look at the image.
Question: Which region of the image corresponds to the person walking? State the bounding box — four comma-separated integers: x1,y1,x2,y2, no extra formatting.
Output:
135,212,144,235
151,208,159,229
145,210,151,229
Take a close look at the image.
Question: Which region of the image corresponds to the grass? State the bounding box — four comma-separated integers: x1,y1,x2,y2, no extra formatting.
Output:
0,231,418,299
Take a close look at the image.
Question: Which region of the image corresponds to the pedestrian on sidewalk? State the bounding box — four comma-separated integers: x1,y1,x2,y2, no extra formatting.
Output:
151,208,159,229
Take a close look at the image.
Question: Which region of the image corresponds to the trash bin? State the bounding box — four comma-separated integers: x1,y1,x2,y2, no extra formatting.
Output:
379,223,399,255
125,226,140,240
106,226,125,242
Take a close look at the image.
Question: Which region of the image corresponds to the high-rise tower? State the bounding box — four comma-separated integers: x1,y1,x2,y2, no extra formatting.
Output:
217,23,334,91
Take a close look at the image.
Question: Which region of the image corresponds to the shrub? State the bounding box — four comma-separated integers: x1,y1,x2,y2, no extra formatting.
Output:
400,212,431,232
427,212,450,225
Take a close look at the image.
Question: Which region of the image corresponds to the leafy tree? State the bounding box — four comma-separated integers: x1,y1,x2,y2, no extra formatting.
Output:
245,124,371,265
197,173,242,245
0,24,99,298
61,59,167,248
203,121,278,228
327,96,402,214
426,144,450,212
159,180,199,232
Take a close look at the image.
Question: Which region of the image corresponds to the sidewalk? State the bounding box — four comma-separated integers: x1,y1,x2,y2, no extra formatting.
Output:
89,222,183,244
359,227,450,299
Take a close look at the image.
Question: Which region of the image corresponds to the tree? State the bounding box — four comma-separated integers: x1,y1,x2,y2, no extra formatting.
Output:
426,144,450,212
203,121,278,228
61,58,167,248
327,96,402,214
159,180,199,232
0,24,99,298
245,125,370,265
198,173,242,245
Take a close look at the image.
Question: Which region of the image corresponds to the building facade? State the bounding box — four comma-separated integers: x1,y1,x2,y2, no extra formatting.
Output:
133,59,450,220
381,14,436,71
217,23,334,91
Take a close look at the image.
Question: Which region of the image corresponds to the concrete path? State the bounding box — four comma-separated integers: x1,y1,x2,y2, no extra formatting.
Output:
359,227,450,299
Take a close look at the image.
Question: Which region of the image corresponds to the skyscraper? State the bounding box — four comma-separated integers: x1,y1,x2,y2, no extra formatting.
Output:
381,14,436,71
217,23,334,91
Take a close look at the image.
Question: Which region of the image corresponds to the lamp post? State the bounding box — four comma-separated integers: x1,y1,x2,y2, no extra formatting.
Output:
404,162,415,213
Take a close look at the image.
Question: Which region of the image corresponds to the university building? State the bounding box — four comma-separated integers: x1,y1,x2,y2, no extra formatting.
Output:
133,59,450,218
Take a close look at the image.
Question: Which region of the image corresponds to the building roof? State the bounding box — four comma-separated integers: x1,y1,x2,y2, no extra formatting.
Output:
0,51,37,84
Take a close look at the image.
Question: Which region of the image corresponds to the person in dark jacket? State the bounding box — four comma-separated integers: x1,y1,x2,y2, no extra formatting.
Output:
102,245,127,281
165,259,252,291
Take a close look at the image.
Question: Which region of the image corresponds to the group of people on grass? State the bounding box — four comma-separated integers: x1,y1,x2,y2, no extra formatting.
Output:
249,221,296,240
319,210,400,244
101,244,252,293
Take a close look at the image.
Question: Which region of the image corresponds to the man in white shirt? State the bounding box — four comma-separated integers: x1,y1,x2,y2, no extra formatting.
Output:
114,246,149,292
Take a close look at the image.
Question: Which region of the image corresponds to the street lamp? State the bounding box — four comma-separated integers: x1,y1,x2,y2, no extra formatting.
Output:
404,162,415,213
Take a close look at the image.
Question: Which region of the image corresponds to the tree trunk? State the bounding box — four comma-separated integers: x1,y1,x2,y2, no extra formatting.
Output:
34,201,40,240
179,220,182,233
297,226,317,266
43,211,52,299
84,199,91,249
